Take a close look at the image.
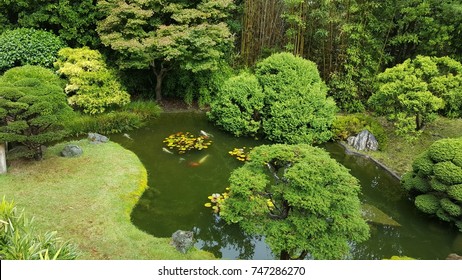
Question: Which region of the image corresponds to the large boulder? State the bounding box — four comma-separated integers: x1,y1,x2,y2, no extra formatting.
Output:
61,144,83,157
88,133,109,144
347,129,379,151
171,230,194,254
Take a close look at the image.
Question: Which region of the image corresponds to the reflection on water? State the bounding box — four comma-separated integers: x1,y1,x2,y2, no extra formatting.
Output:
111,112,459,260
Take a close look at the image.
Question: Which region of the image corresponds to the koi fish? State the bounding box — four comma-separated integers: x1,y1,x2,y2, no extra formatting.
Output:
123,133,133,140
200,130,213,138
162,147,174,154
198,154,209,164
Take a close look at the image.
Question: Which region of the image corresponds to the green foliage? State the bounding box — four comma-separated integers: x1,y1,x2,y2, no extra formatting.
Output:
0,65,72,160
440,198,462,217
0,197,78,260
0,28,64,72
369,56,447,139
0,0,101,47
433,161,462,186
220,144,369,259
96,0,234,101
54,47,130,114
256,53,337,144
207,72,264,137
402,137,462,231
331,114,387,148
414,194,440,214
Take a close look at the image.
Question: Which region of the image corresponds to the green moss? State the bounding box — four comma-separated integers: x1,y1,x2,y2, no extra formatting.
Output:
415,194,440,214
440,198,462,217
433,161,462,185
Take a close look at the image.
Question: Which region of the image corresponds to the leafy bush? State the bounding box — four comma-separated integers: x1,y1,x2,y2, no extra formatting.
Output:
414,194,440,214
219,144,369,259
66,111,143,136
0,28,64,72
401,137,462,231
209,53,337,144
331,113,387,149
207,72,264,137
0,197,78,260
0,65,72,160
55,47,131,114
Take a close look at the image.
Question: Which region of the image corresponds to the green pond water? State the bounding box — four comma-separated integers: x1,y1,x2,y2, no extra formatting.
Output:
110,112,461,260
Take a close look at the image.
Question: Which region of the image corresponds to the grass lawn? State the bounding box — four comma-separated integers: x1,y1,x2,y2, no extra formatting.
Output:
0,139,214,260
361,116,462,177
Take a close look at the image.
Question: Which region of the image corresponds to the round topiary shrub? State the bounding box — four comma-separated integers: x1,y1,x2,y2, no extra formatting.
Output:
207,72,264,137
415,194,440,214
401,137,462,231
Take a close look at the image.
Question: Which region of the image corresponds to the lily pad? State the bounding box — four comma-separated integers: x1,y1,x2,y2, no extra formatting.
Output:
362,203,401,227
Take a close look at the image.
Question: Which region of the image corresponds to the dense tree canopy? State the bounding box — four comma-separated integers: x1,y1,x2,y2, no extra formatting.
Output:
220,144,370,259
96,0,234,101
54,47,131,114
0,28,64,72
402,137,462,232
0,66,72,160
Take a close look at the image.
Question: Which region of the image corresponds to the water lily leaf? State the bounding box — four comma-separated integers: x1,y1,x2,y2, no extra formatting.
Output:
204,203,212,207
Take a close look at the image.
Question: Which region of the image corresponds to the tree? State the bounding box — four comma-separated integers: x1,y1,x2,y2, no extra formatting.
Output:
219,144,370,260
0,28,64,72
401,137,462,232
256,52,337,144
54,47,131,114
0,0,101,47
0,66,72,160
207,72,264,137
96,0,234,102
368,56,445,139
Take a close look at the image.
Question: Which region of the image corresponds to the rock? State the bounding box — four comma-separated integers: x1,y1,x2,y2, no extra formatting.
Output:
88,133,109,144
60,145,83,157
446,253,462,260
171,230,194,254
347,129,379,151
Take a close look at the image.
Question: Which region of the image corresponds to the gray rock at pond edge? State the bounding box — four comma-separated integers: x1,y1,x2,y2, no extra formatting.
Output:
61,145,83,157
88,133,109,144
446,253,462,260
171,230,194,254
347,129,379,151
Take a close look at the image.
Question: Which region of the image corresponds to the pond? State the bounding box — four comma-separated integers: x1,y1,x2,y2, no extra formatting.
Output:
111,112,461,260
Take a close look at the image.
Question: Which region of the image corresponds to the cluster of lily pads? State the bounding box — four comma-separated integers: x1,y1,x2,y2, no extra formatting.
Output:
204,188,230,213
228,147,252,161
163,132,212,154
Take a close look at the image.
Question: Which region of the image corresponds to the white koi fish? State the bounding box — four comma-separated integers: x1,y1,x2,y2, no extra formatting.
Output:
200,130,214,138
162,147,174,154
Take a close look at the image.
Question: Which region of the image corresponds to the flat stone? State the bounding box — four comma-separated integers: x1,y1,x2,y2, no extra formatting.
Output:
361,203,401,227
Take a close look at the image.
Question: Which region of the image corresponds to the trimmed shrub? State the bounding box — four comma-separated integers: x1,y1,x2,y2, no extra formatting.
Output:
428,138,462,162
415,194,440,214
440,198,462,217
402,137,462,231
448,184,462,203
256,53,337,144
412,152,434,176
0,28,64,71
207,72,264,137
433,161,462,185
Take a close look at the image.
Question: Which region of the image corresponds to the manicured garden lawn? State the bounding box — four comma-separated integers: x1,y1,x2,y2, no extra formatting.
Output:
0,140,214,260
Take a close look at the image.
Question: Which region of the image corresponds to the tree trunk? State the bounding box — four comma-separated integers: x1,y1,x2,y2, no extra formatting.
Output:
0,142,7,174
155,72,163,102
280,250,290,260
